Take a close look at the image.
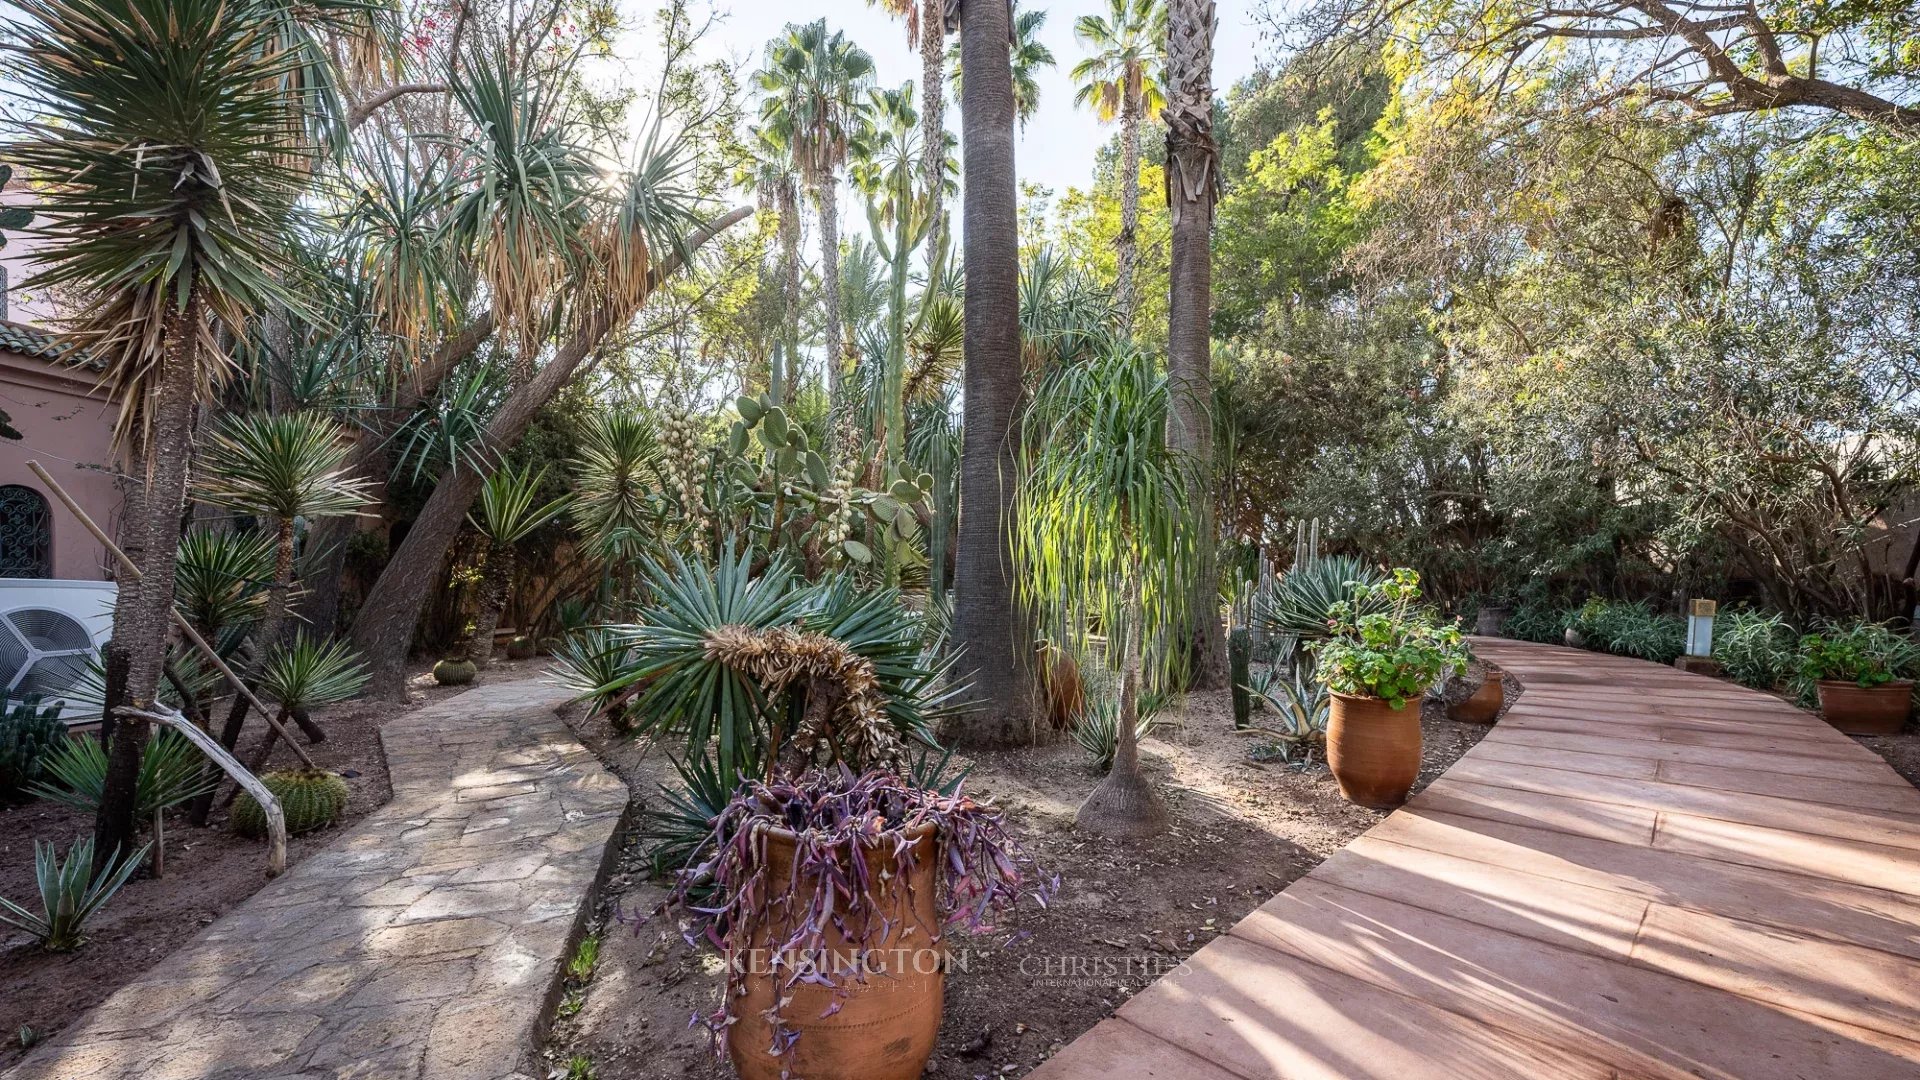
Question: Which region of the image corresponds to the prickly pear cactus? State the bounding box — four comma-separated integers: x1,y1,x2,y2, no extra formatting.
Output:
232,768,350,838
1229,627,1253,730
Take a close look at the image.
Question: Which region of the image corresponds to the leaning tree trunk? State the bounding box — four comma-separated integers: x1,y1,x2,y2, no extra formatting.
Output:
946,0,1040,746
468,543,515,666
1165,0,1226,690
350,210,750,699
919,0,947,257
817,179,846,450
95,292,205,866
1115,92,1143,337
1077,581,1168,835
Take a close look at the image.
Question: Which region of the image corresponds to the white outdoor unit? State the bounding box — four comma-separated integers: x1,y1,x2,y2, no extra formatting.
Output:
0,579,115,722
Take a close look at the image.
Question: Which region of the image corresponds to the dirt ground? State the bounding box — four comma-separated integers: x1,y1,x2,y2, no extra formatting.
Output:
543,666,1516,1080
0,655,549,1068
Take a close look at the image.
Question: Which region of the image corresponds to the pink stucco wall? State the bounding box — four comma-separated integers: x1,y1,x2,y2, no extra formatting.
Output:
0,349,122,580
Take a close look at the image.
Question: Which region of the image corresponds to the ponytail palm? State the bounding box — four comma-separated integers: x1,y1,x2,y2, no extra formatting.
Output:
9,0,341,859
466,465,571,664
1014,347,1194,835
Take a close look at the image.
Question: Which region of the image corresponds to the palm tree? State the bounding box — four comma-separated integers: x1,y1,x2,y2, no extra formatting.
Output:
949,0,1042,745
759,21,876,448
862,0,954,273
1071,0,1167,335
853,83,935,473
1164,0,1227,688
950,6,1058,129
1014,347,1192,834
467,465,571,665
743,130,803,403
10,0,329,860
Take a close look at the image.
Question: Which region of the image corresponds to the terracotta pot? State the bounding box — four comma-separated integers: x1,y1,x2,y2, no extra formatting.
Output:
1563,627,1587,649
1327,692,1422,808
728,824,944,1080
1448,666,1504,724
1816,680,1913,735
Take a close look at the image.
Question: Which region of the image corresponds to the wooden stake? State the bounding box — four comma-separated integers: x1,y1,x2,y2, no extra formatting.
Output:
25,460,316,769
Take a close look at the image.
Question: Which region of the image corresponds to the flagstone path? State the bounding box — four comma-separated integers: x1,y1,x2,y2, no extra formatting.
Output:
1030,638,1920,1079
3,677,625,1080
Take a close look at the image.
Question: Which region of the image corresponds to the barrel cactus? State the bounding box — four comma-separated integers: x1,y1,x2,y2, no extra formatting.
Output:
1229,627,1252,730
232,768,350,838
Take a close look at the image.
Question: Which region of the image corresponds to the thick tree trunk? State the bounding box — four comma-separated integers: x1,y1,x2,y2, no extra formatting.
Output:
1077,590,1167,834
946,0,1040,747
1165,0,1226,690
468,543,514,666
350,210,750,698
95,293,204,866
818,180,846,446
1115,96,1143,336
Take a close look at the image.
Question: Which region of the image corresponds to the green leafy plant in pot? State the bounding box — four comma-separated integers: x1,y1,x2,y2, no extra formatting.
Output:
592,550,1048,1080
1799,621,1919,734
1311,569,1467,807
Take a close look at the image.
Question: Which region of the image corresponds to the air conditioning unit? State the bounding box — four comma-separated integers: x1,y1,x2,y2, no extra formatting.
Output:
0,579,115,722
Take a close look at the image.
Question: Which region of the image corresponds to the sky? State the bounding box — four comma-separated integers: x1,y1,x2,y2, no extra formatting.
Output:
652,0,1275,198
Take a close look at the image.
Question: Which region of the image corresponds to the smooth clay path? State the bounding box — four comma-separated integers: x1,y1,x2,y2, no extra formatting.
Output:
4,677,626,1080
1030,639,1920,1079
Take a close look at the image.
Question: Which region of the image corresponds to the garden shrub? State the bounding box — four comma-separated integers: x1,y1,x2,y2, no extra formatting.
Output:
1798,620,1920,688
1714,611,1798,691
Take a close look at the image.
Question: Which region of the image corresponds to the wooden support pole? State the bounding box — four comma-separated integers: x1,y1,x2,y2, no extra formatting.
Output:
123,704,287,876
26,459,318,770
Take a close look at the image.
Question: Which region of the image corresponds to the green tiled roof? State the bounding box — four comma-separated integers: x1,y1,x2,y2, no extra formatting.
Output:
0,321,99,369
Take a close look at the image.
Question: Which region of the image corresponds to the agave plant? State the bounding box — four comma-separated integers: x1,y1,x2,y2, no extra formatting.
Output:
1072,689,1165,772
1257,554,1390,642
1246,667,1331,764
0,837,150,951
467,464,572,665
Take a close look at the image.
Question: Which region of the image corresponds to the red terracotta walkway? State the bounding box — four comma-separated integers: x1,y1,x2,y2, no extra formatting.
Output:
1028,639,1920,1079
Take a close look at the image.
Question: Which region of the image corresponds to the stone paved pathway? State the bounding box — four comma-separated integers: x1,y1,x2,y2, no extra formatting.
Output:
4,677,625,1080
1030,639,1920,1079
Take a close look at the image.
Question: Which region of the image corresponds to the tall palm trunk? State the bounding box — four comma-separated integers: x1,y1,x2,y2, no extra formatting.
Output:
948,0,1040,746
351,208,749,699
774,181,802,403
1077,574,1167,834
1115,89,1143,336
817,180,845,441
96,292,204,865
919,0,947,257
1165,0,1224,689
469,544,515,665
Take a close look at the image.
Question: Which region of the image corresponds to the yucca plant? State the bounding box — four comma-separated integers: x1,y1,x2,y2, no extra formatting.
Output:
0,837,149,951
195,411,374,649
172,527,278,644
552,627,638,729
467,464,572,665
244,635,369,771
570,410,664,576
31,729,215,818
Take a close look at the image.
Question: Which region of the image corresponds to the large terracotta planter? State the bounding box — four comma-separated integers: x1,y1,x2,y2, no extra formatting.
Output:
1327,692,1422,809
728,824,944,1080
1816,680,1913,735
1448,665,1504,724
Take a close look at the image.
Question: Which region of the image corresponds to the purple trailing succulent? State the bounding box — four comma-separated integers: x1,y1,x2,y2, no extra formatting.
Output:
665,765,1052,1061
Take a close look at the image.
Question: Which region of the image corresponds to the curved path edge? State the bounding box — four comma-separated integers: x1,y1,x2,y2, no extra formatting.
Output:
1030,638,1920,1080
4,676,626,1080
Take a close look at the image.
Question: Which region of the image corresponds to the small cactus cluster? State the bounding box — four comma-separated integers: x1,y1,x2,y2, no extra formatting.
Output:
231,768,350,838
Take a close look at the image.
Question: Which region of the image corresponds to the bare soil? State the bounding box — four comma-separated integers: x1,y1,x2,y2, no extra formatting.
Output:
544,668,1514,1080
0,655,550,1067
